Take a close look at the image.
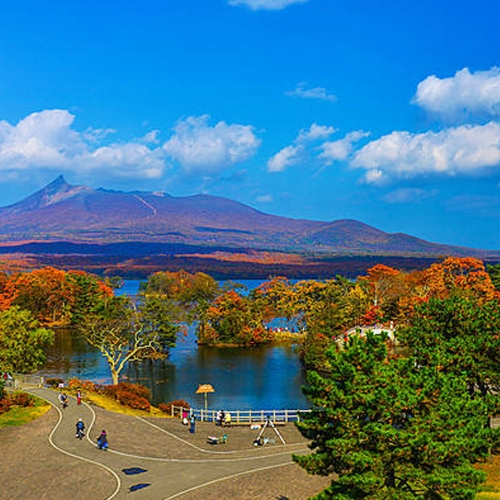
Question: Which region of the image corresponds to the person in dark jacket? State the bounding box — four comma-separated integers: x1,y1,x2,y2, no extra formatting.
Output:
97,429,108,450
75,418,85,439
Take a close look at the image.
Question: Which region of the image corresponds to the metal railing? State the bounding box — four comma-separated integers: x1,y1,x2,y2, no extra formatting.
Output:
170,406,311,423
6,373,45,390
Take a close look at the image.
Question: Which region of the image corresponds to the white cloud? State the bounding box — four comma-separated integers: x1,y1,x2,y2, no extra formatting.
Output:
319,131,369,164
82,143,165,179
163,115,261,175
413,67,500,122
267,124,363,173
267,144,302,172
286,82,337,102
297,123,336,142
228,0,310,10
0,110,261,183
82,127,116,143
351,122,500,184
0,109,166,179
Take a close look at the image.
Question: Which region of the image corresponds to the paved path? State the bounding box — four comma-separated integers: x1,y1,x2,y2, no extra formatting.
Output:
22,388,315,500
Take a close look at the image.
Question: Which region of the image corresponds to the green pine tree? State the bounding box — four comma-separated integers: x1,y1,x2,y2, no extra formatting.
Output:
294,332,497,499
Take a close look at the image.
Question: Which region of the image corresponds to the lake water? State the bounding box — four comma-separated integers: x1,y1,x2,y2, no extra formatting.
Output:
40,280,310,410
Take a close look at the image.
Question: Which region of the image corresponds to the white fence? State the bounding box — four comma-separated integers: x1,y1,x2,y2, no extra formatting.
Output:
170,405,310,423
2,373,44,390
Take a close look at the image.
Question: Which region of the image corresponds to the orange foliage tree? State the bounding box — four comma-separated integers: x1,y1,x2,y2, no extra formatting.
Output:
423,257,498,303
251,276,296,324
8,267,75,326
0,267,115,327
357,264,405,323
203,289,269,346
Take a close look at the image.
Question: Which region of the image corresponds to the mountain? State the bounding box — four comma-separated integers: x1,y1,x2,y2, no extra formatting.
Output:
0,176,498,261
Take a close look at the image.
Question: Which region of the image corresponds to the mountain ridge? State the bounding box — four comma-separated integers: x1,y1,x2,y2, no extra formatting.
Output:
0,176,498,260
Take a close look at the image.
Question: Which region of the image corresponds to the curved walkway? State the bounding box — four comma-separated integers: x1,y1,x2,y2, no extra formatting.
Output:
2,387,330,500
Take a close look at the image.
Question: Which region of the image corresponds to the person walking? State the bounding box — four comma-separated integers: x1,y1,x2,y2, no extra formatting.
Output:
75,418,85,439
58,392,68,409
76,390,82,405
189,415,196,434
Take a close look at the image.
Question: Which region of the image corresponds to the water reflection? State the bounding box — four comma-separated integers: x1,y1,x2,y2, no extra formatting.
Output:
126,326,310,409
39,279,311,410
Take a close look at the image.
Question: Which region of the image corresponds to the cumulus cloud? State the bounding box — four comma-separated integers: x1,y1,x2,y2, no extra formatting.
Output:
286,82,337,102
163,115,261,175
81,143,165,179
413,67,500,122
0,109,167,180
267,122,335,173
351,122,500,184
319,131,369,165
267,144,302,172
267,123,365,173
228,0,310,10
0,110,162,177
297,123,336,142
0,110,262,184
0,110,84,168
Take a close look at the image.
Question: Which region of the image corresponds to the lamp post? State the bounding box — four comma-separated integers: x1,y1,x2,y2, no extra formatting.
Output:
196,383,215,421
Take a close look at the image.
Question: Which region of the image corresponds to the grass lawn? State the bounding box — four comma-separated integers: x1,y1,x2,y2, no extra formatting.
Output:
85,392,166,418
0,395,51,428
476,454,500,499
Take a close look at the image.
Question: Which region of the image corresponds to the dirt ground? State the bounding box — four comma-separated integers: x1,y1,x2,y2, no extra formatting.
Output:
1,404,333,500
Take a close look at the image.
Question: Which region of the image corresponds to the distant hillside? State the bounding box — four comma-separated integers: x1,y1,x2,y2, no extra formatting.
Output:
0,176,499,263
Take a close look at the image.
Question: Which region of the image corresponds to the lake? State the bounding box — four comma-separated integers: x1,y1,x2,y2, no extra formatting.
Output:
39,279,310,410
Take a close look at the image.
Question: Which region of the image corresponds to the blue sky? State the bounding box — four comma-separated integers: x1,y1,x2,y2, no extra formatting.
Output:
1,0,500,249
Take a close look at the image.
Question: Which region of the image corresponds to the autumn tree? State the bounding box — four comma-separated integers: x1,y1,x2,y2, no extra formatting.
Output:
294,332,497,499
142,270,219,338
0,267,114,327
357,264,406,323
8,267,75,326
0,306,55,373
80,295,180,384
251,276,296,324
424,256,497,303
203,289,269,345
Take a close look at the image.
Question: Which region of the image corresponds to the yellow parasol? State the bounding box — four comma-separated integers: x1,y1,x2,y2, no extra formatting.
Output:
196,383,215,413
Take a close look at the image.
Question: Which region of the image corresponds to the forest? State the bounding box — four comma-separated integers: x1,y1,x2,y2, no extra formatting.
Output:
1,257,500,497
1,257,500,372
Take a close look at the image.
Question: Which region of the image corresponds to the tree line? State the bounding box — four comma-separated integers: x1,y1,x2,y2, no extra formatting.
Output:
1,257,500,378
1,258,500,496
